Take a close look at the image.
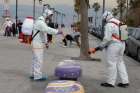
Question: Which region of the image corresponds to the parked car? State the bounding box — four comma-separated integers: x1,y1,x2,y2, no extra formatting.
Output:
125,28,140,61
89,27,103,39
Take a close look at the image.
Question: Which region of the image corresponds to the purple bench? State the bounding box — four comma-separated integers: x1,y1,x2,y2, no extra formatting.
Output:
55,60,82,80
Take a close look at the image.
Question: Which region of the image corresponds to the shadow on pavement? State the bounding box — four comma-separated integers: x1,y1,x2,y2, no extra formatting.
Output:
71,57,101,62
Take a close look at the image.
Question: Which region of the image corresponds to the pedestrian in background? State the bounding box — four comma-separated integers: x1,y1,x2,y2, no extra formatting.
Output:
17,20,23,34
4,18,13,37
47,19,55,44
12,22,16,37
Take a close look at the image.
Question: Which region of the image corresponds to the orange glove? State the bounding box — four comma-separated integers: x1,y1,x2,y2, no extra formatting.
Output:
88,48,96,54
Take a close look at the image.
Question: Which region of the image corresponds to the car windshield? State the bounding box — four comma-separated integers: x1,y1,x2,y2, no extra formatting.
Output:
133,29,140,40
128,27,135,36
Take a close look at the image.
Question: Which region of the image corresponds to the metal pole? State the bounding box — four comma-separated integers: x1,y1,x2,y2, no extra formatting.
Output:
101,0,105,39
16,0,18,34
126,0,129,22
33,0,35,19
102,0,105,14
120,0,123,21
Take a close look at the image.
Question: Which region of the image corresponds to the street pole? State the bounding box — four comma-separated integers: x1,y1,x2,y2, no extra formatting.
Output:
102,0,105,14
126,0,129,22
33,0,35,20
120,0,123,21
101,0,105,39
16,0,18,34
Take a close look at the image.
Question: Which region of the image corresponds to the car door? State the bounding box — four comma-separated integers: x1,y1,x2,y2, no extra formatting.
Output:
131,30,140,57
134,30,140,60
128,31,138,57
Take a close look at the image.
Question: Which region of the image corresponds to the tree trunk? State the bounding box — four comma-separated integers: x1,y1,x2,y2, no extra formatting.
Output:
79,0,90,59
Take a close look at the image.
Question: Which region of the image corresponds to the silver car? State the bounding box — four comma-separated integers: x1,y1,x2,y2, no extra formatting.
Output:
125,28,140,61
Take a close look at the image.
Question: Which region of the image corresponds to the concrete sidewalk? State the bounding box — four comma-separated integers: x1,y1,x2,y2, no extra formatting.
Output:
0,35,140,93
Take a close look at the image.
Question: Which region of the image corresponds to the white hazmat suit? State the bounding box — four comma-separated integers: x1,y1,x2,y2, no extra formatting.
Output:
99,11,129,86
31,9,58,80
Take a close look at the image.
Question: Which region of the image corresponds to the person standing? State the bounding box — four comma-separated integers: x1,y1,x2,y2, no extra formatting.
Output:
4,18,13,37
30,9,62,81
47,19,55,44
17,20,23,34
12,22,16,37
89,11,129,88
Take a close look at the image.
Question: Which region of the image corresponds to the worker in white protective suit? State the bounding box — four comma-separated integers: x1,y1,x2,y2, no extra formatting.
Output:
30,9,62,81
89,11,129,88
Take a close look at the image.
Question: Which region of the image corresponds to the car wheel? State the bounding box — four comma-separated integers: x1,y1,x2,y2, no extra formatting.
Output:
137,49,140,62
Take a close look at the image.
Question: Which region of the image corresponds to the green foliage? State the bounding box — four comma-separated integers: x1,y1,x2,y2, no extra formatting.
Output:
92,2,101,12
126,0,140,27
74,21,80,29
112,8,119,16
74,0,80,14
74,0,90,13
126,17,135,26
85,0,90,8
115,0,127,13
130,0,140,9
117,0,127,20
117,0,126,7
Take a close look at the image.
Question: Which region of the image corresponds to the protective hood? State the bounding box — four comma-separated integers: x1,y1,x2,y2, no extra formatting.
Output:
103,11,113,22
42,9,53,18
38,16,45,21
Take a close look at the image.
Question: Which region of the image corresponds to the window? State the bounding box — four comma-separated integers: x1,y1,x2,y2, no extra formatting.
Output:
88,17,93,23
132,30,136,37
134,30,140,40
